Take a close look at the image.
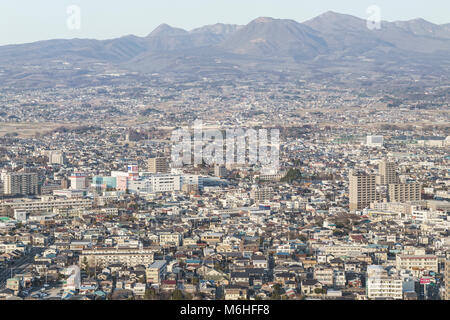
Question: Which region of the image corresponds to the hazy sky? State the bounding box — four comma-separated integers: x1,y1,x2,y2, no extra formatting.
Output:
1,0,448,46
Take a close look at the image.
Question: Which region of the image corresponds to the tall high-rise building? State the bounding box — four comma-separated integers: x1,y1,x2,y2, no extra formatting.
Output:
379,160,399,185
214,164,227,178
46,150,65,165
349,171,378,212
148,157,169,174
366,265,403,300
445,260,450,300
388,183,422,203
4,172,39,195
69,173,87,190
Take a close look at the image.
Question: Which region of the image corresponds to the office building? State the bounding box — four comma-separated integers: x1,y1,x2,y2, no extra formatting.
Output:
214,164,227,178
148,157,169,174
69,173,87,190
92,176,117,190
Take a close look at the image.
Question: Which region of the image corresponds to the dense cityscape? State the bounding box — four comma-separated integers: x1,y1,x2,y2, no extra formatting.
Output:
0,77,448,300
0,4,449,304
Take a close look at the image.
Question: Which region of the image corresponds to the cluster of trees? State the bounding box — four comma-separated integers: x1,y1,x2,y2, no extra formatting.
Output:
281,168,302,183
139,107,159,116
143,288,193,300
50,125,102,135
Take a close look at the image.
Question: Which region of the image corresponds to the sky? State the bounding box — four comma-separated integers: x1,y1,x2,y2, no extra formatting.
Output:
0,0,449,46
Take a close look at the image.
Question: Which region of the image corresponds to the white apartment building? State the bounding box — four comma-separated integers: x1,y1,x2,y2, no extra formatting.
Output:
314,267,333,286
46,150,65,165
366,265,403,300
367,275,403,300
334,270,346,287
69,173,87,190
396,254,438,274
159,232,182,246
146,260,167,284
366,135,384,147
128,174,182,194
319,244,368,257
0,197,93,214
80,247,155,268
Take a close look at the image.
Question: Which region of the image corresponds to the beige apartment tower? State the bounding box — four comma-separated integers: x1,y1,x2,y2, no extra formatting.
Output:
349,171,378,212
378,159,399,185
388,183,422,203
147,157,169,173
445,260,450,300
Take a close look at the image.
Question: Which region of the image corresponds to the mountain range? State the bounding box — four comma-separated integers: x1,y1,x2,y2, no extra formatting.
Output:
1,11,449,88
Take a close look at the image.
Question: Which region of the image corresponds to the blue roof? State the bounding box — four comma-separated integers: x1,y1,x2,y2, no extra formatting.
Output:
186,259,201,264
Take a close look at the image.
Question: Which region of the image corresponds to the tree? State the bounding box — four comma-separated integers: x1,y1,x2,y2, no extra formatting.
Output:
214,262,225,273
333,230,344,237
271,284,283,300
280,168,302,183
144,288,158,300
314,288,324,295
171,289,184,300
82,257,89,271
